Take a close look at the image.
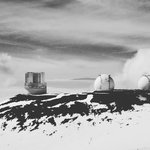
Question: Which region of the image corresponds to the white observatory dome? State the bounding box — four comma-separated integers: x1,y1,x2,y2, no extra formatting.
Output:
138,75,150,90
94,74,115,91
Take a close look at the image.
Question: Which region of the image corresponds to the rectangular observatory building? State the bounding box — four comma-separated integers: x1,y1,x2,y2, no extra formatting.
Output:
25,72,47,95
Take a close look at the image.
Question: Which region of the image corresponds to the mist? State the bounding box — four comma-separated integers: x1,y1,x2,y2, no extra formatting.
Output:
115,49,150,89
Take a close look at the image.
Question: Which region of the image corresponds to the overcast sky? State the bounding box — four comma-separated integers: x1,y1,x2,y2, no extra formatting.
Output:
1,0,150,99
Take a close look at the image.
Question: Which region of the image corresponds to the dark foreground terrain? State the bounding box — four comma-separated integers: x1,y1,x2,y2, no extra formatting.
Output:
0,90,150,132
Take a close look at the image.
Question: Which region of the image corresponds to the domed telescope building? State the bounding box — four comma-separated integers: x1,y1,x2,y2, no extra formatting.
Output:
94,74,115,91
25,72,47,95
138,74,150,90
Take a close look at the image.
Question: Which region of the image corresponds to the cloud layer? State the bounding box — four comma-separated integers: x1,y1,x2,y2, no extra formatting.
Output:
1,0,150,58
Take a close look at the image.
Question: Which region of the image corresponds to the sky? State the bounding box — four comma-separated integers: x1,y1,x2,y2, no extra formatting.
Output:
1,0,150,99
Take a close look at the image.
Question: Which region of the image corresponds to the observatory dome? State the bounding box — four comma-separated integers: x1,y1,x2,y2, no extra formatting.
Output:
94,74,115,91
138,75,150,90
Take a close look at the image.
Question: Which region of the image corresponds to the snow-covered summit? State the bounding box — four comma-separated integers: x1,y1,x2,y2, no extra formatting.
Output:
1,91,150,150
0,91,150,133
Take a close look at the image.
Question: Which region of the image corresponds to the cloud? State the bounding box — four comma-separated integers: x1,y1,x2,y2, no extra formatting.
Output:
0,53,16,95
120,34,150,48
115,49,150,88
0,30,136,61
72,77,95,81
0,0,77,8
44,0,78,8
0,0,150,56
0,53,13,74
136,0,150,12
1,0,150,19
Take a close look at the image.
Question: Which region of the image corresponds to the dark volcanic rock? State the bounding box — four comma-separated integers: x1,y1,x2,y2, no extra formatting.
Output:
0,90,150,133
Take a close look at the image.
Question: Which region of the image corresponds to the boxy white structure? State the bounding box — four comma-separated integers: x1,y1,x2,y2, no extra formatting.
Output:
25,72,47,94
